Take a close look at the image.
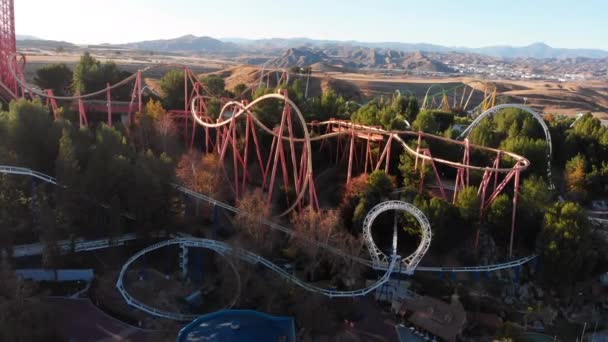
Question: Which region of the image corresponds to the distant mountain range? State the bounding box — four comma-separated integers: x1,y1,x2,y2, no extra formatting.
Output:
117,34,241,55
16,34,40,40
223,37,608,59
266,47,455,72
15,34,608,60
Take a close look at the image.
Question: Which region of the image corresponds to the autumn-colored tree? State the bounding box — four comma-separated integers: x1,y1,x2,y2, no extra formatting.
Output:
339,171,395,234
290,207,342,280
233,189,273,254
176,151,225,200
565,154,588,201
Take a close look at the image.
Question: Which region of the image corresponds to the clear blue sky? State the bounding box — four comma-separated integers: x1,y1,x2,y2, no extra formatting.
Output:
16,0,608,50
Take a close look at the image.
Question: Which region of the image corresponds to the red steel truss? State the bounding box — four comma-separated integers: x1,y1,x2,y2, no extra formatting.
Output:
0,0,16,97
10,54,530,256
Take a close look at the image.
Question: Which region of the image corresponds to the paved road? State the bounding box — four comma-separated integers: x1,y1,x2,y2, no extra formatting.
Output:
45,297,168,341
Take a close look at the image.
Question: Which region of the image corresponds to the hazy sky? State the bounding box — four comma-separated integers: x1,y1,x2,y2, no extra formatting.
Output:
16,0,608,49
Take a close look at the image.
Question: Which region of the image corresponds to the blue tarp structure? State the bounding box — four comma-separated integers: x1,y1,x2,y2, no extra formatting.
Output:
177,309,296,342
15,269,94,282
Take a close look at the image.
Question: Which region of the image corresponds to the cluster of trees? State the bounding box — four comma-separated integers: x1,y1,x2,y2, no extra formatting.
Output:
556,114,608,201
159,71,226,113
17,59,608,299
350,94,420,131
0,98,184,261
468,108,549,175
0,259,61,341
34,53,131,100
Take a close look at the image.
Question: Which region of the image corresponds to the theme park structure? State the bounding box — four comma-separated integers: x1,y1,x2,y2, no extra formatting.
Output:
420,80,497,114
3,164,542,321
2,55,551,318
0,0,562,320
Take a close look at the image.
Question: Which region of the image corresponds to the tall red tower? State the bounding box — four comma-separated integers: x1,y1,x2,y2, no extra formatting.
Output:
0,0,16,96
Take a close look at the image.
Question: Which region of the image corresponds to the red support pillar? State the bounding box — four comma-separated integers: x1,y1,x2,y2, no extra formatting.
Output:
508,169,521,258
346,130,355,184
463,138,470,187
231,121,240,200
137,71,142,114
127,71,142,125
106,83,112,127
45,89,58,119
308,173,319,211
183,70,189,144
77,96,88,128
424,149,447,200
266,97,289,210
242,110,251,194
493,151,502,192
263,132,277,190
0,0,17,95
248,114,266,180
364,138,370,174
414,132,422,170
285,108,300,196
384,136,392,173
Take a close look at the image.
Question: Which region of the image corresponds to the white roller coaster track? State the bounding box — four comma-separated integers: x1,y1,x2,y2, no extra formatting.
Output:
2,165,541,273
115,237,399,320
458,104,554,189
362,201,432,274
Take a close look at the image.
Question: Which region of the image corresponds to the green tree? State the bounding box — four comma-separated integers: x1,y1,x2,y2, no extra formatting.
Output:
317,89,346,121
108,195,122,241
206,97,222,120
233,83,248,98
200,75,225,96
339,171,395,234
55,128,83,234
518,175,552,248
128,150,177,236
537,201,592,289
499,136,547,176
455,186,480,224
468,119,496,147
33,63,72,96
351,101,382,127
391,94,408,115
39,200,61,269
398,151,428,190
6,99,61,173
159,69,185,109
411,110,439,133
405,96,420,123
487,193,512,244
416,197,460,252
0,259,61,341
0,175,29,255
72,52,97,93
84,124,133,205
519,176,551,214
73,53,128,98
